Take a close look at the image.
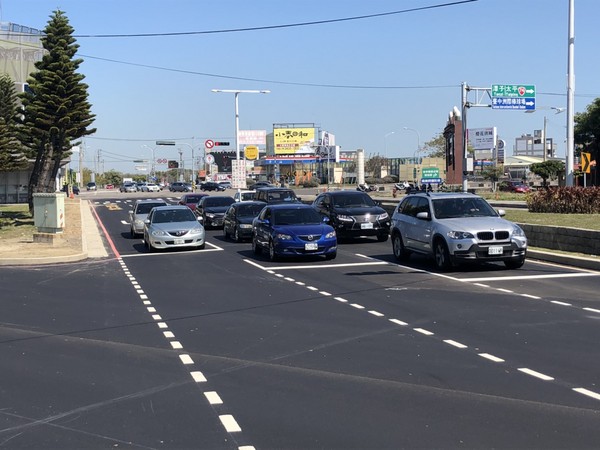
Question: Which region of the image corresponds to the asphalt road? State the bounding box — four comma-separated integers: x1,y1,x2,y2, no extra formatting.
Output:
1,190,600,449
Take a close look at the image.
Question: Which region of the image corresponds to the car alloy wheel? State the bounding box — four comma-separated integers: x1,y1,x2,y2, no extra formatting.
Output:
434,239,452,271
252,236,261,255
269,240,278,262
392,233,410,261
234,227,240,242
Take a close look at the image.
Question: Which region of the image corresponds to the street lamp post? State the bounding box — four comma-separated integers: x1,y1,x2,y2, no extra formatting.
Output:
211,89,270,161
403,127,421,183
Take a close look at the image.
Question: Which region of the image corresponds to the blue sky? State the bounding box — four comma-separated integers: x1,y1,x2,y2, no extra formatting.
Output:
3,0,599,173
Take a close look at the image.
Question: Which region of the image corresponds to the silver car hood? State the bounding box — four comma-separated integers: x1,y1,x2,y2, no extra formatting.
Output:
440,216,515,232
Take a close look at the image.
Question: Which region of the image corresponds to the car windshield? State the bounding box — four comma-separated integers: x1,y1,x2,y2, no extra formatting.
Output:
332,193,376,208
267,191,297,202
152,209,196,223
205,197,234,207
241,193,255,200
135,203,166,214
272,208,321,225
237,204,265,217
432,198,498,219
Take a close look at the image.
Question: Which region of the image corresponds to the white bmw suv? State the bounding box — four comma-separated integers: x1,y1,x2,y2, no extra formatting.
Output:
390,192,527,271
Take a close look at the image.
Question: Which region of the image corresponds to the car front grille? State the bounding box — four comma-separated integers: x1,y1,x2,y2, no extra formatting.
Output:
477,231,509,241
298,234,322,241
168,230,189,237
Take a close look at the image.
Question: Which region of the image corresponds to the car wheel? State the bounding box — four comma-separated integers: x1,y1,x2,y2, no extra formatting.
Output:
504,258,525,269
198,242,206,250
377,233,389,242
233,227,240,242
434,239,452,271
325,251,337,260
269,240,279,262
392,232,410,261
252,236,262,255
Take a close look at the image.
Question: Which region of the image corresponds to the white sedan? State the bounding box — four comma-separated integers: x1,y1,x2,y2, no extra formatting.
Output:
141,183,161,192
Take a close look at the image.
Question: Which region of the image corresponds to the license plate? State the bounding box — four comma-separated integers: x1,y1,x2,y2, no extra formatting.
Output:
305,242,318,251
488,246,503,255
174,238,184,245
361,222,373,229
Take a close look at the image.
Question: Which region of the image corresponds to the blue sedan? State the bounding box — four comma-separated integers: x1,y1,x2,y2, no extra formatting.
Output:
252,204,337,261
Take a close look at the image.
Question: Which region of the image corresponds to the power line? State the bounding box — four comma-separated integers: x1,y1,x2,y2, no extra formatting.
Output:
73,1,478,38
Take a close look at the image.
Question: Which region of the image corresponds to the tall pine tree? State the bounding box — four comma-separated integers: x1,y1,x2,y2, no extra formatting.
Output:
0,74,28,171
21,9,96,210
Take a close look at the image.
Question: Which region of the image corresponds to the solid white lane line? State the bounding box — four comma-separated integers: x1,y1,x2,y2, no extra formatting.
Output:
368,310,384,317
465,272,600,283
204,391,223,405
478,353,505,362
170,341,183,349
239,446,256,450
518,368,554,381
389,319,408,326
414,328,434,336
473,283,489,288
551,300,572,306
583,307,600,314
350,304,365,309
334,297,348,303
179,354,194,365
266,261,388,271
157,322,168,329
444,339,468,349
573,388,600,401
163,331,175,338
191,371,207,382
219,415,242,433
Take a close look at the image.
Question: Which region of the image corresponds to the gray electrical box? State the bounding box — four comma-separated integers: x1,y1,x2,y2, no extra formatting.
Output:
33,193,65,233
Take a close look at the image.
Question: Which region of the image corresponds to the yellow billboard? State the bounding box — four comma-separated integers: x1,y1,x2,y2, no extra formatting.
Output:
274,127,315,155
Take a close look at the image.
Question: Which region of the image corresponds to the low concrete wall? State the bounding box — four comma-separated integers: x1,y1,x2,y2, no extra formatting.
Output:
518,224,600,255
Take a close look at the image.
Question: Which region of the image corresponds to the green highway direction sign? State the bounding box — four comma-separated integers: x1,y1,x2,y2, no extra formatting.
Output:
421,167,442,183
491,84,536,110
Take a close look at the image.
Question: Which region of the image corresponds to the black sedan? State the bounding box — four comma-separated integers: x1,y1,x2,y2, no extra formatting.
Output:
312,190,390,242
195,195,235,228
200,181,226,192
222,201,266,242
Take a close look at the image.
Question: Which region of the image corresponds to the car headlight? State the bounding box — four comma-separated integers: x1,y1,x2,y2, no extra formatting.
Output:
239,224,253,229
325,230,336,239
151,229,168,237
336,214,353,222
512,225,526,237
275,233,292,240
206,213,215,218
376,212,389,221
447,230,475,240
191,226,203,233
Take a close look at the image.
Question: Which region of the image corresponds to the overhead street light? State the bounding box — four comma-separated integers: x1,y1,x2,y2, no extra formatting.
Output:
211,89,271,161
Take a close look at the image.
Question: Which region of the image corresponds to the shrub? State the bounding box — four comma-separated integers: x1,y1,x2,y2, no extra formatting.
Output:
300,178,320,188
383,175,398,183
527,187,600,213
365,177,384,185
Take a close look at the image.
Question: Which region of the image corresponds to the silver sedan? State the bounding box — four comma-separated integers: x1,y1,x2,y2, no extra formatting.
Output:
143,205,205,252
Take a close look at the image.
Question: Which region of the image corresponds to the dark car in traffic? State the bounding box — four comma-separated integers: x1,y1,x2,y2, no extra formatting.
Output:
223,201,266,242
312,190,390,242
252,203,337,261
200,181,226,192
195,195,235,228
254,187,301,204
169,182,192,192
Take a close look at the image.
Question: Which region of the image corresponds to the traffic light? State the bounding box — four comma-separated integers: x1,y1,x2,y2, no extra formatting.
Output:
214,142,230,146
168,160,179,169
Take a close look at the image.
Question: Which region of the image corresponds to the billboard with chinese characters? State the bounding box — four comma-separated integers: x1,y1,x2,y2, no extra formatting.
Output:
274,127,315,155
468,127,497,150
239,130,267,146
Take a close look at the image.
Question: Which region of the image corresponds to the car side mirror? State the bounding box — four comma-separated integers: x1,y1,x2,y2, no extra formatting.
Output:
128,210,133,214
416,211,430,220
497,209,506,217
144,219,150,224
